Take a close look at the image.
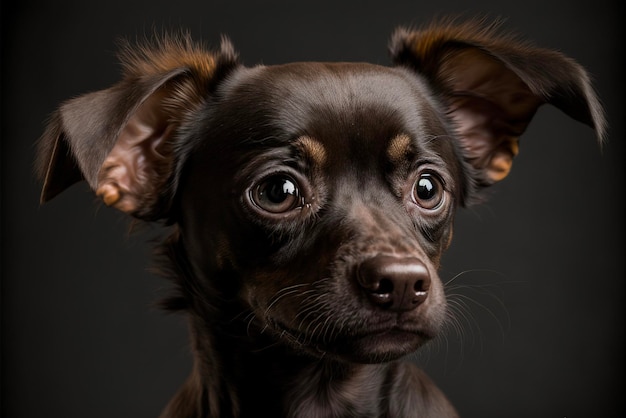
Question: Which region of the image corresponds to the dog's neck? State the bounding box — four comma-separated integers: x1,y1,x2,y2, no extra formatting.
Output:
185,294,390,417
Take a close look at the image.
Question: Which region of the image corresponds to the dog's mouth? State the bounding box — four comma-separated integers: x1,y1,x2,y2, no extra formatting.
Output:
270,319,435,363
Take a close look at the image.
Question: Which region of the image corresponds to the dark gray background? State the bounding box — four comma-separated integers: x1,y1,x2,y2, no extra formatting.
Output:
1,0,623,417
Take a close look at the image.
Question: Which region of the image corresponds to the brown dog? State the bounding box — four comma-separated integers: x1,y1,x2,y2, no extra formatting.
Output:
37,19,604,418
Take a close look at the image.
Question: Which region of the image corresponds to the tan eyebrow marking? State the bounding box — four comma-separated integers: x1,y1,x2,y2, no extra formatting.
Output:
387,133,412,164
297,136,327,167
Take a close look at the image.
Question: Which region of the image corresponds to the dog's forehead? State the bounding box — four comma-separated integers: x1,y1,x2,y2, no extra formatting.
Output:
213,62,448,164
225,63,442,132
249,62,426,107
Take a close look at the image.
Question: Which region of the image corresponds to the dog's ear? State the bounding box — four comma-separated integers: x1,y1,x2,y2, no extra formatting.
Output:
36,35,238,221
390,19,606,186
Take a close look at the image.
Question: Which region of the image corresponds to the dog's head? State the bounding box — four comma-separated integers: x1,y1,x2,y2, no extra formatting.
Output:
37,20,604,363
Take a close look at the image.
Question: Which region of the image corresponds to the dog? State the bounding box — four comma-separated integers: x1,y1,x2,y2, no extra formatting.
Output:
36,19,605,418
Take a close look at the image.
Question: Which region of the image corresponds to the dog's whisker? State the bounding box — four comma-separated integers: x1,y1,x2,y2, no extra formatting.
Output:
453,292,509,339
294,290,330,322
231,308,256,324
443,268,514,286
295,302,328,332
302,301,336,345
439,269,521,354
320,315,334,344
295,293,327,316
246,312,260,337
445,299,479,343
264,283,309,316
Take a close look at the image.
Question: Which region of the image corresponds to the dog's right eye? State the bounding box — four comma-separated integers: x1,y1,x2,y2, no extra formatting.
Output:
252,175,302,214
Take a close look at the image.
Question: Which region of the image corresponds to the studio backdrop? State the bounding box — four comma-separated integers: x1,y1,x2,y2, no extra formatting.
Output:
1,1,623,417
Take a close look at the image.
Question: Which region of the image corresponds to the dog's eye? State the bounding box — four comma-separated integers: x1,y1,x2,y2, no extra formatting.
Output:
253,175,302,213
412,173,444,210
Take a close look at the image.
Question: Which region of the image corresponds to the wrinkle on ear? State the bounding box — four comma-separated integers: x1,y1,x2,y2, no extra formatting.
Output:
96,88,175,214
439,49,542,183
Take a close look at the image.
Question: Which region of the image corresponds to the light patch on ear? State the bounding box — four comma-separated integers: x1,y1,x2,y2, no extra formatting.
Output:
297,136,327,167
488,138,519,181
387,134,412,164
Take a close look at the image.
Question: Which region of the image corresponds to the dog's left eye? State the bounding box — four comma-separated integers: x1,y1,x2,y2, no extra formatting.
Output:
252,175,302,214
412,173,445,210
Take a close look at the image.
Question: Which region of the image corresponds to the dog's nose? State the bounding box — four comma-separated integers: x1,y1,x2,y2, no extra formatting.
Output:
357,256,431,311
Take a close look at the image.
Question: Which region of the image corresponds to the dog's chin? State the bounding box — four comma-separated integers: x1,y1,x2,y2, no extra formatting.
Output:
275,323,434,364
324,328,433,363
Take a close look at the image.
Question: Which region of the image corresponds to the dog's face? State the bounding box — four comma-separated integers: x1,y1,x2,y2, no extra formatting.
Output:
36,21,604,364
180,63,466,362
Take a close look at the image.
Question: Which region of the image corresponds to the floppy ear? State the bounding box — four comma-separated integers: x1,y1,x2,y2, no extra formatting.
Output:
36,35,238,221
390,19,606,185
